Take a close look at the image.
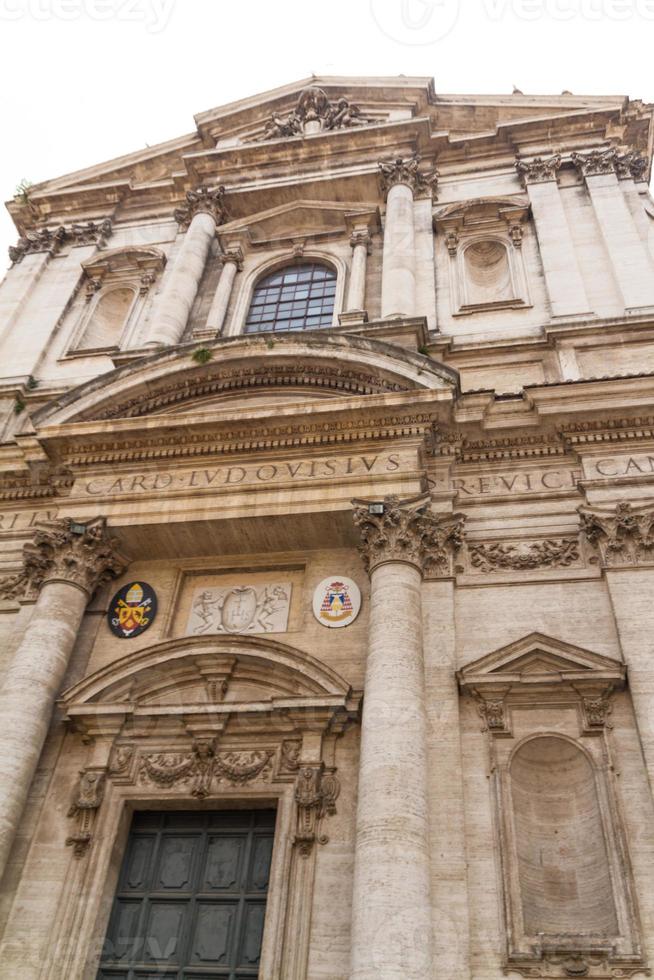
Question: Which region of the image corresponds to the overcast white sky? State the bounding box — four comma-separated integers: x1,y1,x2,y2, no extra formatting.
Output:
1,0,653,262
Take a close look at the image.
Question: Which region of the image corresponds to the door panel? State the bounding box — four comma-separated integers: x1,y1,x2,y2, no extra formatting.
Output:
98,810,276,980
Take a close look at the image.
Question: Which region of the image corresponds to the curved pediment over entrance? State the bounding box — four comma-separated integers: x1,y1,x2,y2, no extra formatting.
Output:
33,331,458,426
60,634,354,708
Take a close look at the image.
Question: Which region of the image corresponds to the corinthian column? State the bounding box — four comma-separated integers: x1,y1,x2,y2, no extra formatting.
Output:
350,494,464,980
378,155,437,319
204,245,243,335
0,518,127,879
145,186,228,347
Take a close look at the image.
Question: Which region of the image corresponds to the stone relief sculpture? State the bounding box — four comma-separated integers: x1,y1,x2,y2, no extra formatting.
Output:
257,85,369,141
187,582,292,635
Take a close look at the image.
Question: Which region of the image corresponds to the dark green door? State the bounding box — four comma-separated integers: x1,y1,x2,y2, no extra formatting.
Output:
97,809,276,980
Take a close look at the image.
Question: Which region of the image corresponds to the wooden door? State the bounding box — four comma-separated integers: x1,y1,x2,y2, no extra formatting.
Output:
97,809,276,979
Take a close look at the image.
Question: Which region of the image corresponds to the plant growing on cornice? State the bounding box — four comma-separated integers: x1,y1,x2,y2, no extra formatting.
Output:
265,337,275,349
13,396,25,415
191,347,213,365
26,376,38,390
13,178,33,205
418,345,430,356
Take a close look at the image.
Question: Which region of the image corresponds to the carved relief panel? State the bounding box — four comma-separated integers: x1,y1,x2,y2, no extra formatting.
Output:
458,634,646,979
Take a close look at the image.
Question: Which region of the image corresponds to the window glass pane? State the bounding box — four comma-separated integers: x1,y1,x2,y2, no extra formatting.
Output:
245,263,337,333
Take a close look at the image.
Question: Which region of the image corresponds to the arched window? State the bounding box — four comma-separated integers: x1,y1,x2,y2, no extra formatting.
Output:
510,735,618,938
244,263,336,333
76,286,136,350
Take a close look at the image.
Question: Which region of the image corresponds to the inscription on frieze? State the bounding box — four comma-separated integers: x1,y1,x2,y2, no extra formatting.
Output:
429,466,583,498
187,583,292,636
77,452,406,498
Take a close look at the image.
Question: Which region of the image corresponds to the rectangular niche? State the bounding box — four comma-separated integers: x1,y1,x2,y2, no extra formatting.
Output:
167,565,305,638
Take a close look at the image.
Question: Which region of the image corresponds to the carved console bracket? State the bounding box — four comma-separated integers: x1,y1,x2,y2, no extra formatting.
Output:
352,493,464,577
292,762,340,857
66,768,106,858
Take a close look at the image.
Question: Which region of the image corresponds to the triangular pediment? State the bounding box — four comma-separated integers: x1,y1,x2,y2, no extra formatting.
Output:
220,200,380,247
458,632,625,691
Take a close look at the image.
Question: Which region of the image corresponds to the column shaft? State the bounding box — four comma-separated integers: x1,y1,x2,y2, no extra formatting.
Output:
146,211,216,347
585,172,654,311
381,183,416,319
526,180,591,317
0,580,87,876
347,240,368,313
205,258,238,335
351,560,433,980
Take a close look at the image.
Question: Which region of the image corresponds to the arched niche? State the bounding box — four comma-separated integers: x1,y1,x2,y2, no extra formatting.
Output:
76,285,137,350
463,239,513,306
510,734,618,938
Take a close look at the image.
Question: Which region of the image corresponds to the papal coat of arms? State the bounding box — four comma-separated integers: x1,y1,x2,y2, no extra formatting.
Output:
188,583,292,636
312,576,361,629
108,582,157,639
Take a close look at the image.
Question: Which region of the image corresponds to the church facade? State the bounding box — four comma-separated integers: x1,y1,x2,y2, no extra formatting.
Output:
1,76,654,979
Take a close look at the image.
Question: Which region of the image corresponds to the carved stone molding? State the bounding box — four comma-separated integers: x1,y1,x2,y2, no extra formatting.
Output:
468,538,580,573
0,516,128,600
174,186,228,230
571,148,619,178
579,501,654,568
515,154,562,185
66,769,106,858
292,763,340,857
256,85,369,141
378,154,439,199
8,225,66,264
352,493,465,576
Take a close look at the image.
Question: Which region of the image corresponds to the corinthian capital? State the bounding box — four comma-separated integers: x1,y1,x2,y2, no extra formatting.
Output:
352,494,464,576
515,154,562,185
0,517,128,601
8,225,67,265
615,150,649,181
174,186,228,230
378,154,439,199
571,148,618,178
579,501,654,567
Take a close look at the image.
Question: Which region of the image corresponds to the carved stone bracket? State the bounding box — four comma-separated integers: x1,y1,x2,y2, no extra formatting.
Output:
378,154,439,199
66,768,106,858
174,186,228,230
292,763,340,857
515,154,562,185
352,493,465,577
476,695,510,735
0,516,128,601
579,501,654,568
256,85,369,141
